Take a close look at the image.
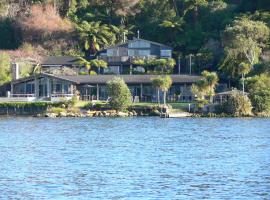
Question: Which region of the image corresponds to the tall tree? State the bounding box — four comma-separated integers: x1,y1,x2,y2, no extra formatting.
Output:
151,75,172,105
0,53,11,85
221,18,269,74
238,62,251,94
192,70,219,103
76,21,116,55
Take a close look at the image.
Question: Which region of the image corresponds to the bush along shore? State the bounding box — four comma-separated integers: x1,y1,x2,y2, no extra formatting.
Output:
0,101,169,118
43,102,167,118
0,101,268,118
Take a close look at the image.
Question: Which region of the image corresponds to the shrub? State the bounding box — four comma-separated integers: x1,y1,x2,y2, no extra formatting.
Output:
107,77,132,111
250,87,270,113
49,107,66,115
246,74,270,113
219,91,253,116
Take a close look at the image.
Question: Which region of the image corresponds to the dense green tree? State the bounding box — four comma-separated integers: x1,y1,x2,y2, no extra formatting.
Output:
0,18,22,49
107,77,132,111
221,18,269,77
219,91,253,116
246,74,270,113
0,53,11,85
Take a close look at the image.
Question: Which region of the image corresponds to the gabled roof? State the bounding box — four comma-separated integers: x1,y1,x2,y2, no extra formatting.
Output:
41,56,81,66
104,38,173,50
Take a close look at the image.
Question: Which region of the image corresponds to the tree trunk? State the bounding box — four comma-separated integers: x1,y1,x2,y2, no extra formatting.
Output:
157,89,160,105
242,73,245,94
163,91,166,105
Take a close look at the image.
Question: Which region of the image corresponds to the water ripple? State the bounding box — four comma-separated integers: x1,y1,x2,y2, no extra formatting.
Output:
0,117,269,199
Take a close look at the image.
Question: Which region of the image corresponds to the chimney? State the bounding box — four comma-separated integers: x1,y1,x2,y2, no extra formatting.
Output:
137,30,140,39
11,63,20,80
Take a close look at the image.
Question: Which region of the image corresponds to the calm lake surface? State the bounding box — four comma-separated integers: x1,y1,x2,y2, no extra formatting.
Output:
0,117,269,200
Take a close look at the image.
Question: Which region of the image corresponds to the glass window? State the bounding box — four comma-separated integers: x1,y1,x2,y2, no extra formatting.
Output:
104,66,120,74
63,84,69,94
128,40,151,48
107,49,119,56
128,49,135,56
26,83,35,94
138,50,150,56
161,50,172,58
56,84,62,93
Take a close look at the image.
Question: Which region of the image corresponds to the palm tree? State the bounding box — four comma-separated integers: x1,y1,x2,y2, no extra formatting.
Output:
153,58,176,74
151,76,163,105
111,24,134,43
76,21,116,55
160,75,173,105
192,71,219,103
78,57,107,74
152,75,173,105
201,70,219,102
239,62,251,94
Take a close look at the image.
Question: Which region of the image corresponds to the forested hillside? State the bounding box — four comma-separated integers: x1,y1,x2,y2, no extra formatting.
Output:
0,0,269,79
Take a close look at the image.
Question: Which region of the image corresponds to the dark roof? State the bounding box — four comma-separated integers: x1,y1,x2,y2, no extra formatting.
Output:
216,89,248,95
104,38,173,50
56,74,201,84
12,73,201,85
41,56,81,66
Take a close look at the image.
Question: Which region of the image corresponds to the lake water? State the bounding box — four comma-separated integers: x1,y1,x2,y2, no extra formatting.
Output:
0,117,269,200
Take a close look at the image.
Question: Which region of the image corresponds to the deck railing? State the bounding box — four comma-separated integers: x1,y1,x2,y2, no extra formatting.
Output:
51,94,74,98
10,94,35,98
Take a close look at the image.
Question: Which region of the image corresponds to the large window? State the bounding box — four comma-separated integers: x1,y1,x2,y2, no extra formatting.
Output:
104,66,120,74
128,40,151,48
128,49,150,57
128,49,135,56
107,49,119,56
138,50,150,56
26,83,35,94
160,50,172,58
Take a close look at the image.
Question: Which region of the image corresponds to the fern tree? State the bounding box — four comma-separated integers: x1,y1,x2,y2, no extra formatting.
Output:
76,21,117,55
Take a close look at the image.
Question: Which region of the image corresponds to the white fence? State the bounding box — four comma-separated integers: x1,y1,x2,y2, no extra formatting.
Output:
0,94,74,102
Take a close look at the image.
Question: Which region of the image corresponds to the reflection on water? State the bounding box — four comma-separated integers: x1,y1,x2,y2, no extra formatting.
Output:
0,117,269,199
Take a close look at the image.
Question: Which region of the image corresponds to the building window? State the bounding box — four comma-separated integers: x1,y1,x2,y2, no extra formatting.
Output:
161,50,172,58
138,50,150,56
128,49,135,56
63,84,69,94
104,66,120,74
54,83,62,93
128,40,151,48
128,49,150,57
107,49,119,56
26,83,35,94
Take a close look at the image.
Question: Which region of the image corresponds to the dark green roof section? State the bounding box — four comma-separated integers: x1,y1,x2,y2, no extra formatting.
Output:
12,73,202,85
104,38,173,50
41,56,81,66
56,74,202,84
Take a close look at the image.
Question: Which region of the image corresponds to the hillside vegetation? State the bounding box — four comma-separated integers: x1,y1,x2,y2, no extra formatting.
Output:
0,0,270,114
